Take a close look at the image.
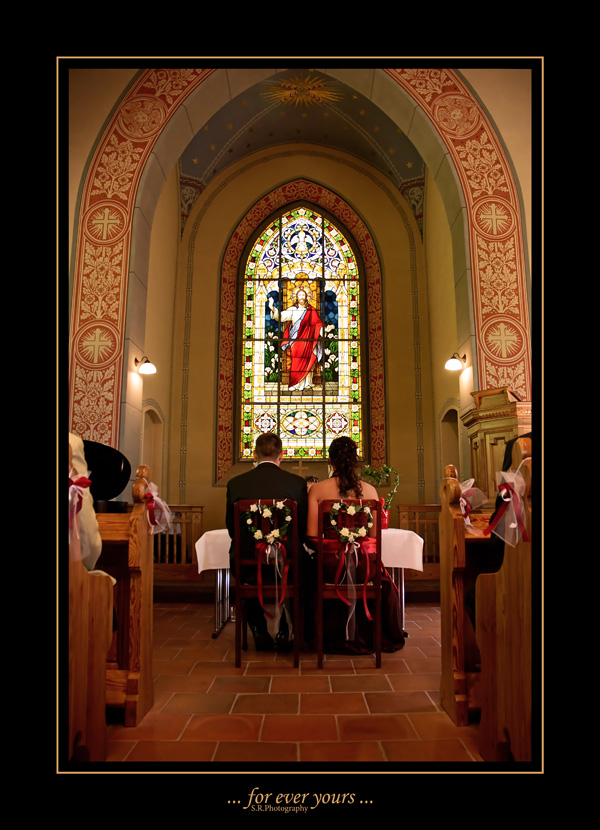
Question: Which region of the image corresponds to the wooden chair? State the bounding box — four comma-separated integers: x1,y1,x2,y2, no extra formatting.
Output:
316,499,382,669
68,446,113,761
476,437,533,761
233,499,300,668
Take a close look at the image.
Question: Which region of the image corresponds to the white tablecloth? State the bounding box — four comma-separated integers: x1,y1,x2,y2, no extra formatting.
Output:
196,527,423,574
196,528,231,573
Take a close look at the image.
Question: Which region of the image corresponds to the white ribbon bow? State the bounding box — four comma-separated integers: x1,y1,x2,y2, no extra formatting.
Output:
68,465,92,546
143,479,173,534
459,477,487,536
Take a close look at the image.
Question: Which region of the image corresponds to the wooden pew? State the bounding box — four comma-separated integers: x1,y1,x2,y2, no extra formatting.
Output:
439,466,493,726
476,438,532,761
68,448,114,761
95,466,154,727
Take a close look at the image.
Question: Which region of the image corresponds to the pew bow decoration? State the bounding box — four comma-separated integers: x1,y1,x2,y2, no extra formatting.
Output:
68,467,92,541
142,480,173,534
328,501,375,640
459,478,487,537
244,501,293,629
483,463,529,547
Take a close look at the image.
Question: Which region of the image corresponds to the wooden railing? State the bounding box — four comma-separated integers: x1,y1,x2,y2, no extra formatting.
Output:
396,503,442,583
153,505,204,584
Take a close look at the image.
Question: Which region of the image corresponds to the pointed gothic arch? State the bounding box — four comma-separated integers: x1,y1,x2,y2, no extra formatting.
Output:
215,181,385,481
68,67,531,481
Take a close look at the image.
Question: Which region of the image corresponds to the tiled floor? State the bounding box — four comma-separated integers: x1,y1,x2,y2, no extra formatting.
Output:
106,601,482,766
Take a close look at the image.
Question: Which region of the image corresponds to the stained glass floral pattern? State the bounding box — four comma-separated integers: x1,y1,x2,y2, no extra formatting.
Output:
240,206,363,459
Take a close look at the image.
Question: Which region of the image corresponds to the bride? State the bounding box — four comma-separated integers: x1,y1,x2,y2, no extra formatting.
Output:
305,436,405,655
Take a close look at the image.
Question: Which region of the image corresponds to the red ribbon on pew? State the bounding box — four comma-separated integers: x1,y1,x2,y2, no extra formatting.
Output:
68,475,92,542
483,481,529,542
69,475,92,513
255,541,289,618
144,491,158,526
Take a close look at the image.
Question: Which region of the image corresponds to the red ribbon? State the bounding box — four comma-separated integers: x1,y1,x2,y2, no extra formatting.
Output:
144,492,158,526
69,476,91,515
255,541,289,618
483,482,529,542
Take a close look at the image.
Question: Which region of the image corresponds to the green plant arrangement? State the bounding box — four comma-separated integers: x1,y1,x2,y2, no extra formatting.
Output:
361,464,402,511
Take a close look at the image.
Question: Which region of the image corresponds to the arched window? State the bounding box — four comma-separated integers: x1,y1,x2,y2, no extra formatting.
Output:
239,204,366,461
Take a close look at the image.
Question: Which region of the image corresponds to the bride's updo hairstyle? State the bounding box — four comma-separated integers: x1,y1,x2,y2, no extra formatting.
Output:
329,436,362,497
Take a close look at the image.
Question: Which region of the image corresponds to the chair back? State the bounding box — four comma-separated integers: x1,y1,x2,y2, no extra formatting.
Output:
315,498,383,668
318,498,382,549
233,498,298,569
232,498,300,667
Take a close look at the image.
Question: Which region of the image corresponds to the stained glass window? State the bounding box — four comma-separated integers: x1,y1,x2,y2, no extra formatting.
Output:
240,205,364,460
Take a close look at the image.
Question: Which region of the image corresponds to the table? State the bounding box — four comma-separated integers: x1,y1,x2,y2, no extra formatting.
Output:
195,529,232,638
196,527,424,638
381,527,424,635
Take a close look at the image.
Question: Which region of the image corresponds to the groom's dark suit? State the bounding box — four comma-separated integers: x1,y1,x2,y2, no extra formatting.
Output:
226,460,309,631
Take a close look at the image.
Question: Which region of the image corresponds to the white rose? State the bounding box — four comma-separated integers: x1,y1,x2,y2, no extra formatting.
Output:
333,502,341,511
358,527,367,537
271,528,280,538
331,519,337,526
262,508,272,518
340,528,350,537
276,501,284,510
250,504,258,512
254,530,263,539
347,505,356,515
246,518,252,524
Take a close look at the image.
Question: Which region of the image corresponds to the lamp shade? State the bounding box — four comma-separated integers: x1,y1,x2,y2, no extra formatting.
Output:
445,353,465,371
135,356,157,375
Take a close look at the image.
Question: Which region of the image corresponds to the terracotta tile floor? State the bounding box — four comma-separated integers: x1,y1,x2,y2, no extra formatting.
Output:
106,601,483,766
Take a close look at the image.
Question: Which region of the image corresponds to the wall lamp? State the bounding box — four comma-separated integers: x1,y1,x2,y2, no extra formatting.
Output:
135,356,157,375
444,352,466,371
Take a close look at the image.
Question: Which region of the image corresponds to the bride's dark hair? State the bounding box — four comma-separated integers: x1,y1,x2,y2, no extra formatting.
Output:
329,436,362,497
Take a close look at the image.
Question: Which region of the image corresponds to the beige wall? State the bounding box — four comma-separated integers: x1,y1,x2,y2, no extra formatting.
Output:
161,146,434,530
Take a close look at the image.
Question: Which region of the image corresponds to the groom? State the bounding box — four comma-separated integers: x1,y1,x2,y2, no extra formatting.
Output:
226,433,309,651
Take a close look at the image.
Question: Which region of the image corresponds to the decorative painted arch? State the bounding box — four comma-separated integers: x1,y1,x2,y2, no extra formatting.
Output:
216,180,385,481
68,67,531,459
384,69,531,398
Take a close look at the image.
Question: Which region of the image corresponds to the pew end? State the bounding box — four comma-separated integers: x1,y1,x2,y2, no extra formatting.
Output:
475,438,533,762
96,465,155,727
68,444,114,762
439,464,493,726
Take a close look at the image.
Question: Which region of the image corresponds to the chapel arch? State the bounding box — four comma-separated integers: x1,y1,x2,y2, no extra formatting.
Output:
213,180,387,484
69,67,531,483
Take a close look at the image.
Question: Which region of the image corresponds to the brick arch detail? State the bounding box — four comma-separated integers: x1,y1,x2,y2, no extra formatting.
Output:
68,67,531,451
216,181,385,481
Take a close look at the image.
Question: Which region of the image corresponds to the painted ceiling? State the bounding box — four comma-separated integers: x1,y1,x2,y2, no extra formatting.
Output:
178,68,426,233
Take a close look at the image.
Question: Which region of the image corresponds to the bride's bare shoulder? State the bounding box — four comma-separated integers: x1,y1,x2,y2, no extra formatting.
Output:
360,480,379,499
309,478,338,500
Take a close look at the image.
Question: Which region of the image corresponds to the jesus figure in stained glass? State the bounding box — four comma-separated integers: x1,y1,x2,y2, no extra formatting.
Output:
268,284,335,391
